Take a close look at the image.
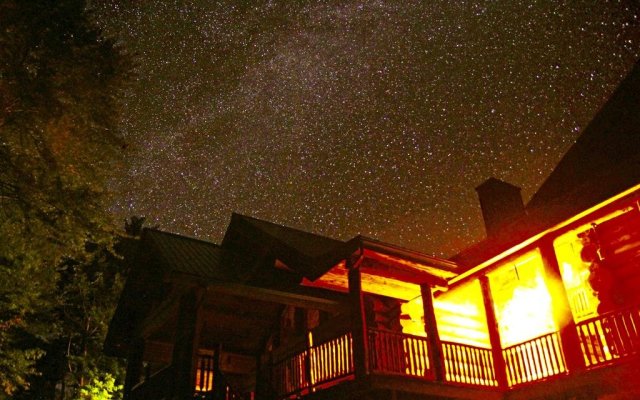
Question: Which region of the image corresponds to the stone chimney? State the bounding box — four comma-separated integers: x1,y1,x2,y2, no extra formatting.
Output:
475,178,525,238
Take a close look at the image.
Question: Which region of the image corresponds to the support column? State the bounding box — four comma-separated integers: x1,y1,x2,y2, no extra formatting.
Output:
171,288,204,400
539,237,586,373
123,338,144,400
480,276,509,389
420,284,445,381
212,344,226,400
347,255,368,379
255,352,274,400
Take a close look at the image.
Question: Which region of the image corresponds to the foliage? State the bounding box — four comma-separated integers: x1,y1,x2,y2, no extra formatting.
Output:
0,0,131,396
79,373,122,400
54,237,130,400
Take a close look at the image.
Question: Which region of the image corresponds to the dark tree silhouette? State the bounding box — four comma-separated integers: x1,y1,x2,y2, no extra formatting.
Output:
0,0,131,396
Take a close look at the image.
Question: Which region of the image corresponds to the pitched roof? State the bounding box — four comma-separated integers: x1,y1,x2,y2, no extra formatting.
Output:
527,59,640,221
223,213,359,280
452,59,640,269
235,214,348,259
143,229,251,283
105,226,352,357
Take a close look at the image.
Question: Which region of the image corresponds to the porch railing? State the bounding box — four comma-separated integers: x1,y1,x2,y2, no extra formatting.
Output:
310,332,354,386
272,349,309,397
194,354,251,400
272,331,354,398
273,327,596,397
441,341,497,386
576,306,640,367
502,332,566,386
368,329,434,379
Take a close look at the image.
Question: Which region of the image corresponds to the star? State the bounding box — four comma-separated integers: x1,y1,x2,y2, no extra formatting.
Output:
92,0,640,257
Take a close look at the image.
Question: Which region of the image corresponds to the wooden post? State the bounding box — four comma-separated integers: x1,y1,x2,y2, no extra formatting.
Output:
212,344,226,400
420,284,445,381
480,276,509,389
123,338,144,400
347,256,368,379
254,353,273,400
171,289,203,400
539,237,586,373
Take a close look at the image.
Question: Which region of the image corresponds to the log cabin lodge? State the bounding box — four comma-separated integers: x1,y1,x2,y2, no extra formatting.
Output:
105,60,640,400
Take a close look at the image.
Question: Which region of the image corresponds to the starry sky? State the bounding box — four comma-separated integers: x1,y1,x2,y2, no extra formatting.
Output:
93,0,640,257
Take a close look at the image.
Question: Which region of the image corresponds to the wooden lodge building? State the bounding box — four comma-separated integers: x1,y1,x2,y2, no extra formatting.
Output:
105,60,640,400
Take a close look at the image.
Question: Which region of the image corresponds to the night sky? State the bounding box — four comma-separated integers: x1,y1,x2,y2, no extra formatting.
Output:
94,1,640,257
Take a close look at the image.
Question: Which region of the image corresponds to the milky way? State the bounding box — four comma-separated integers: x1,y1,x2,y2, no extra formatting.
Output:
94,0,640,256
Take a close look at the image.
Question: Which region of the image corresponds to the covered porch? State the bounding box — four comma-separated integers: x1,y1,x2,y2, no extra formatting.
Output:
126,280,348,400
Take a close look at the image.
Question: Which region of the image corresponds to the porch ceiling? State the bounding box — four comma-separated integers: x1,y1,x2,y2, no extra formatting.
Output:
301,248,451,301
200,289,282,355
199,282,345,355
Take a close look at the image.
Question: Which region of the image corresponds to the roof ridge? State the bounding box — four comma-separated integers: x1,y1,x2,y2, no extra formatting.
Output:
144,227,221,247
233,213,344,243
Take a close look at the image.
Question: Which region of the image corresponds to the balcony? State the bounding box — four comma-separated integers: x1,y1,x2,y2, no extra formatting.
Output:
576,306,640,367
269,305,640,399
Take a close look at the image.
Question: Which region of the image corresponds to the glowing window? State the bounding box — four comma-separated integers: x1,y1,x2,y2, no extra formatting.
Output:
554,233,600,322
488,250,556,347
554,203,638,319
400,296,426,337
434,281,490,348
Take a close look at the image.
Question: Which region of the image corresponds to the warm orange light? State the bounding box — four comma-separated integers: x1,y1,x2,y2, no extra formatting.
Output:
434,281,490,348
301,261,422,301
306,332,353,391
554,239,599,321
400,297,425,336
450,184,640,288
489,250,557,347
554,204,636,321
195,362,214,392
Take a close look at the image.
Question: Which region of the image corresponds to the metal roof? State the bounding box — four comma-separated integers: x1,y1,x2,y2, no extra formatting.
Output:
231,214,348,258
144,229,250,283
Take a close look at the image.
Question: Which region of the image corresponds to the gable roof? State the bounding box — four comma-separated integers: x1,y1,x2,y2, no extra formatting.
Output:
222,213,359,280
236,214,347,258
105,230,252,356
143,229,251,283
452,59,640,269
527,59,640,223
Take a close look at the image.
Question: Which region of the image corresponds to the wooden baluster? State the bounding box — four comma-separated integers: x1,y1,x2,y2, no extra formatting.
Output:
461,346,470,384
630,309,640,351
526,342,536,380
470,347,479,384
543,336,552,375
593,320,608,362
576,324,591,367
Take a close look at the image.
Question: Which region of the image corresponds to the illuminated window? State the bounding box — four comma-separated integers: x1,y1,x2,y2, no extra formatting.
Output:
554,232,600,322
434,281,490,348
400,296,425,337
195,352,215,393
554,203,639,318
488,250,556,347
